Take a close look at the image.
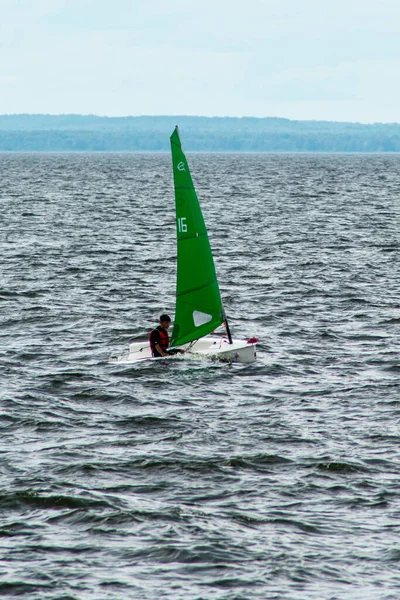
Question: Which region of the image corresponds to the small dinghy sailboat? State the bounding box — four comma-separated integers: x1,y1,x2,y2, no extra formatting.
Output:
112,127,257,364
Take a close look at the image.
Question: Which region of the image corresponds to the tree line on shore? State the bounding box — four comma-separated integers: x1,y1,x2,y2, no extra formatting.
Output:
0,115,399,152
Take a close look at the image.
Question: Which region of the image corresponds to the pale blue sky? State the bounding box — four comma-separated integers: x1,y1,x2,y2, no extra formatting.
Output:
1,0,399,122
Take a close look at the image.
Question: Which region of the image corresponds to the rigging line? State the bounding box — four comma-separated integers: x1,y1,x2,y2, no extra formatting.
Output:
186,340,198,353
170,339,197,352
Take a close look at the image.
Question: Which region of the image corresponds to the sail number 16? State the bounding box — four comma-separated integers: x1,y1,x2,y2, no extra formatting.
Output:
177,217,187,233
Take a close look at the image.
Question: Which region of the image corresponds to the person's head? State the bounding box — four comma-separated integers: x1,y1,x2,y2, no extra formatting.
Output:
159,314,171,329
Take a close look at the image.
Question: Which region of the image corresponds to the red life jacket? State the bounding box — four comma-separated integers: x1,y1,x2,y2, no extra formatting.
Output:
149,326,170,356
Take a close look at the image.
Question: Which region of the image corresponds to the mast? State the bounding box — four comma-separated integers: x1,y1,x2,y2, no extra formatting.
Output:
224,313,233,344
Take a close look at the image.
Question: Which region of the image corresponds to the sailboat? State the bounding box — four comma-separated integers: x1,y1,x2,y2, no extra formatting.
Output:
113,127,257,364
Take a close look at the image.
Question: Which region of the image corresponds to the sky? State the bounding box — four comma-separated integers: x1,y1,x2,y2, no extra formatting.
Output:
1,0,400,123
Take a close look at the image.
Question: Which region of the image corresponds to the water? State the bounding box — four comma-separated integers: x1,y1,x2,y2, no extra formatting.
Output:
1,152,400,599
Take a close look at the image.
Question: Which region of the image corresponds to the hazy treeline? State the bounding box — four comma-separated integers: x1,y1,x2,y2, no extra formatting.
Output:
1,114,400,152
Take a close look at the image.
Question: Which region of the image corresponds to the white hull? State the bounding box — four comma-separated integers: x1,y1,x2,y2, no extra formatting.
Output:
111,336,257,365
183,337,257,363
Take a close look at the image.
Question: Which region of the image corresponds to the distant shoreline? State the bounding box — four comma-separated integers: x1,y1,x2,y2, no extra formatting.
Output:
1,114,399,152
0,149,400,152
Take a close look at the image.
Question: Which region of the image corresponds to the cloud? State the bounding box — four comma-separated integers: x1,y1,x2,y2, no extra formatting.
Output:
0,0,399,121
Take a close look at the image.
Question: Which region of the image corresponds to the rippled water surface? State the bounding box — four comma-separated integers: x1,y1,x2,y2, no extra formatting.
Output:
1,152,400,599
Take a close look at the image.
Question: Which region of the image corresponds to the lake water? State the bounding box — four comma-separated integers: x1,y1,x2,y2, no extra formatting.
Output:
1,152,400,599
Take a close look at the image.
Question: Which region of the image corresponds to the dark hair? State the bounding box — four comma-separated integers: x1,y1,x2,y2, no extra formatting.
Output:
160,314,171,322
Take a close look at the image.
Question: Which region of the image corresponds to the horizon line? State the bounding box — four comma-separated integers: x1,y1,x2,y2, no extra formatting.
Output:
0,113,399,126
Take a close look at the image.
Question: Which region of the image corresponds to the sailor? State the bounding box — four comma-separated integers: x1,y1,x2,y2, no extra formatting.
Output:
149,314,184,358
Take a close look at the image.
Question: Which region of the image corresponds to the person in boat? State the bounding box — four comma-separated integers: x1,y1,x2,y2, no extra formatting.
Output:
149,314,184,358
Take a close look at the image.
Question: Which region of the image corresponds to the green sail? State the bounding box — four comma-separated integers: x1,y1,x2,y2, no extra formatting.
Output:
170,126,224,347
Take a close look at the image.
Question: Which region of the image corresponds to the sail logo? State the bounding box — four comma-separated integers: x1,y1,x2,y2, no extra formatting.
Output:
177,162,186,171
